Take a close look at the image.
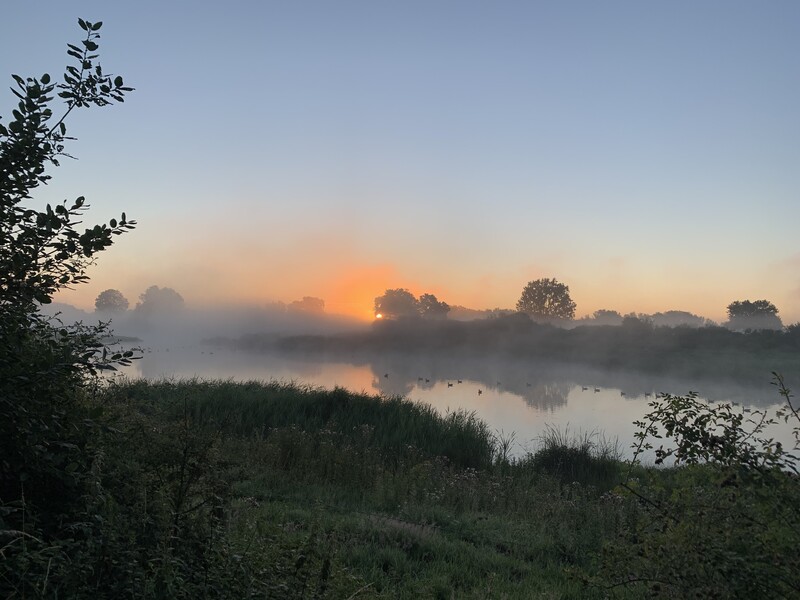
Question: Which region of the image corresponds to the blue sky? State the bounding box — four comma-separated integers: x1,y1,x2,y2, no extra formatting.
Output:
3,2,799,321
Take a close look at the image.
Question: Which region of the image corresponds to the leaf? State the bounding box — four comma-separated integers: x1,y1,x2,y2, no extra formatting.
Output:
114,75,123,87
92,21,103,31
78,18,88,31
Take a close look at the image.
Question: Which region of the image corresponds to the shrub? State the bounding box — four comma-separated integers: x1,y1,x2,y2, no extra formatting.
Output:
0,18,136,597
597,374,800,597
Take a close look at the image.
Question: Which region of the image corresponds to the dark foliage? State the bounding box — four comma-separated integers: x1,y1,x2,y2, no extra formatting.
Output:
516,278,576,320
238,314,800,383
596,374,800,598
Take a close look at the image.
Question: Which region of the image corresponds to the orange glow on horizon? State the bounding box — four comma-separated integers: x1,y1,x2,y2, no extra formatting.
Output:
49,250,792,325
319,264,413,321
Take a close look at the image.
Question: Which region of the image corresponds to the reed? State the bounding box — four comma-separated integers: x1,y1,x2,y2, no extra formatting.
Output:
520,424,623,490
108,377,496,469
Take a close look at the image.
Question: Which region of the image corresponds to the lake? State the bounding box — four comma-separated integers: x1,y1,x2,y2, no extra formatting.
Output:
120,339,796,462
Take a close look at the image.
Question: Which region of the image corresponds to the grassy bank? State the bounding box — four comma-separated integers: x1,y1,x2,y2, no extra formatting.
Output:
101,379,626,598
3,378,798,598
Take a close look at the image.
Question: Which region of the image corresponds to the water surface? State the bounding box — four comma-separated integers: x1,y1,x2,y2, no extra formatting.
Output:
122,342,795,461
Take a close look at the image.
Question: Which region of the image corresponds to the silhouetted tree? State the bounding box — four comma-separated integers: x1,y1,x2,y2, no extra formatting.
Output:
591,309,623,325
94,288,129,313
288,296,325,314
622,313,654,331
374,288,419,319
516,278,576,320
486,308,516,319
135,285,184,315
419,293,450,320
0,19,135,594
726,299,782,331
650,310,710,328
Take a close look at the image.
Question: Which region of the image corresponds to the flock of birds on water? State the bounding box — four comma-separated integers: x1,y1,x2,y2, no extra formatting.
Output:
379,373,655,398
148,347,656,399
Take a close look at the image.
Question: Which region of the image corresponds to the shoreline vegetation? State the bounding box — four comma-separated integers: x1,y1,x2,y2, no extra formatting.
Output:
5,377,799,598
213,314,800,385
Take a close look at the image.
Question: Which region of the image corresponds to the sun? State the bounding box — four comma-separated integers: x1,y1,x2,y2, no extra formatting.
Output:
375,313,383,319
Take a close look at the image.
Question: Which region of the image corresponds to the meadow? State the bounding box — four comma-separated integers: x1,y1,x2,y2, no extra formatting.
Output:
5,377,799,598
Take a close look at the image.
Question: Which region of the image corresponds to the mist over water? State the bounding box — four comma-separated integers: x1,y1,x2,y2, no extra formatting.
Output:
116,335,793,462
40,298,793,462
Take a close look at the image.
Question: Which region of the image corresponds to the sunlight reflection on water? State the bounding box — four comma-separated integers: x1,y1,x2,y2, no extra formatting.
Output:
118,343,797,462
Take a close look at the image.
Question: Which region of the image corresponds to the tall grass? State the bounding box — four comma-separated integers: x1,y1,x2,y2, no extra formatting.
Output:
520,425,623,490
76,378,637,598
107,378,496,470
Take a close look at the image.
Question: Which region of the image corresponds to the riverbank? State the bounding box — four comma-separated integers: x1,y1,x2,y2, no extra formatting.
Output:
4,378,798,598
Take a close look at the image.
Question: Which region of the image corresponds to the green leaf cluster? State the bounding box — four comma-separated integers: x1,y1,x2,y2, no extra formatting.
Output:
0,18,139,597
597,374,800,597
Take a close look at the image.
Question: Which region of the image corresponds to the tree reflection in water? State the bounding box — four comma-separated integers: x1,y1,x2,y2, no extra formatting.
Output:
367,355,572,410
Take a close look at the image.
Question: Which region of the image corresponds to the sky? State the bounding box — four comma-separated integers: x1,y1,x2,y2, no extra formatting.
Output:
3,1,799,322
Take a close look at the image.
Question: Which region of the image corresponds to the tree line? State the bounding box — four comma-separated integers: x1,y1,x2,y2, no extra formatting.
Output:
373,278,788,331
95,287,328,316
95,285,183,314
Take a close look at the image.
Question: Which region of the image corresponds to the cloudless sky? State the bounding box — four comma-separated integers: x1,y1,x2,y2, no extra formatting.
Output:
3,1,799,321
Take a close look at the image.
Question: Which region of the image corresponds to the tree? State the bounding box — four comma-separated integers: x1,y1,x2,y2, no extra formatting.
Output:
591,309,623,325
374,288,419,319
516,278,576,320
0,19,134,593
419,293,450,320
288,296,325,314
135,285,184,314
486,308,516,319
650,310,710,328
621,312,654,331
726,299,782,331
95,288,129,313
